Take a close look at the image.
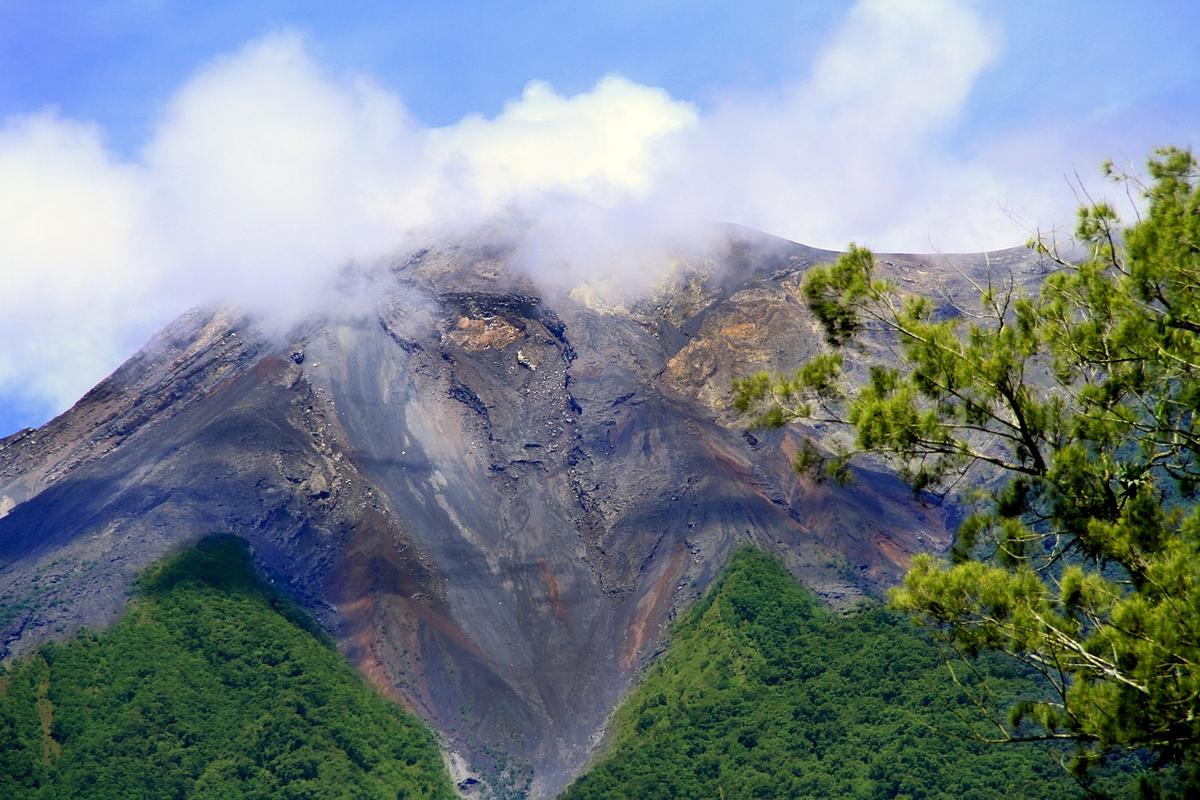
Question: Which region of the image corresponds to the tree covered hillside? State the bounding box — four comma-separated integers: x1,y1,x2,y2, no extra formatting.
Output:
0,534,454,799
565,548,1148,799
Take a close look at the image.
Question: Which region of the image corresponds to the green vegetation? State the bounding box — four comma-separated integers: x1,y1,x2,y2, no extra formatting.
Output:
0,534,454,799
733,147,1200,788
563,547,1138,799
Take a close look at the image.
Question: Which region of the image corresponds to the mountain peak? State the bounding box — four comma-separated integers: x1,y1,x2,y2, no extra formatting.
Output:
0,228,1036,796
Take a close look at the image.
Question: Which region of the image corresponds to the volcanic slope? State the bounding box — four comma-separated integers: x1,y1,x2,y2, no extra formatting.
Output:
0,227,1045,797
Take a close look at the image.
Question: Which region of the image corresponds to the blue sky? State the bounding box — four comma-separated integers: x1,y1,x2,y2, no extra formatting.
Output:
0,0,1197,436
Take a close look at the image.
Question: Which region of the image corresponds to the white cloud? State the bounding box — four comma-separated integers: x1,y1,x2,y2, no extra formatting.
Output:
0,31,704,421
0,0,1155,428
668,0,1017,252
418,76,702,293
141,32,423,315
0,111,161,412
810,0,999,131
426,76,697,210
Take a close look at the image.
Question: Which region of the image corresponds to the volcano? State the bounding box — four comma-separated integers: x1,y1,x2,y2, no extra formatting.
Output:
0,227,1043,797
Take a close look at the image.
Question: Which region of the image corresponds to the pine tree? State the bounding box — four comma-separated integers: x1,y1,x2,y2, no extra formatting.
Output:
734,147,1200,784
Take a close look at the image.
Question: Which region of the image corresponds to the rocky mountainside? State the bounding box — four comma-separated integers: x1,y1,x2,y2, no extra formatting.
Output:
0,226,1044,797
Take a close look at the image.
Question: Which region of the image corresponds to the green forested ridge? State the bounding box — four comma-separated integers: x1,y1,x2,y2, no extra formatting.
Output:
0,534,455,799
564,547,1152,799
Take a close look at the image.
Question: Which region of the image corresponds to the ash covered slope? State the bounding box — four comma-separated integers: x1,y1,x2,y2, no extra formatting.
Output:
0,228,1039,796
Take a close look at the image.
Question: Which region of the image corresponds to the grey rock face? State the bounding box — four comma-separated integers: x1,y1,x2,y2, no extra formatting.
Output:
0,228,1032,797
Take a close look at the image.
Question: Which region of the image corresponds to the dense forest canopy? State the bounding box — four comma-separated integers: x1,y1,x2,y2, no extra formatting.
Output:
734,147,1200,786
563,547,1160,799
0,534,454,799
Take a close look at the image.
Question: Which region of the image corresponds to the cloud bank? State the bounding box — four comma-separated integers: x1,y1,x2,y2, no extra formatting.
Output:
0,0,1157,426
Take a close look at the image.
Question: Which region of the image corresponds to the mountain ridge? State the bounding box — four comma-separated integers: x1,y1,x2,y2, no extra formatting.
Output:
0,227,1042,796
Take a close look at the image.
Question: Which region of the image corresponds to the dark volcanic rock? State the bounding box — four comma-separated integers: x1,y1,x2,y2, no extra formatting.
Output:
0,228,1038,797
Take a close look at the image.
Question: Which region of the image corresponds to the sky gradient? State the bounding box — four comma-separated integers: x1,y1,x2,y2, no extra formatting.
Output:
1,0,1197,436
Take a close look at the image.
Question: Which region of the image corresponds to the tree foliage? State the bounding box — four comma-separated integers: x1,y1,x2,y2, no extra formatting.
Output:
0,534,455,799
733,147,1200,785
563,548,1147,799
